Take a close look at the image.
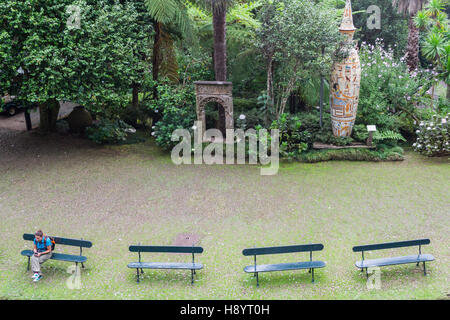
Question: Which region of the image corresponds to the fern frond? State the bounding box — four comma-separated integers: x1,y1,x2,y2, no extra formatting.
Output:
373,130,406,142
145,0,179,24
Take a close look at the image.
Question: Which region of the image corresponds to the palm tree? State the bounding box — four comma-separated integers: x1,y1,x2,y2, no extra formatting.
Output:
392,0,428,71
207,0,233,82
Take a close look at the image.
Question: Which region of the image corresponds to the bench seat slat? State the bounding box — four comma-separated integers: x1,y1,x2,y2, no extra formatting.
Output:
129,245,203,254
127,262,203,270
21,250,87,263
244,260,325,273
355,254,435,268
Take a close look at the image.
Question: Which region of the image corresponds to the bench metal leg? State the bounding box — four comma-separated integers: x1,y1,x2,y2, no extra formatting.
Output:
416,262,419,267
308,268,311,273
136,268,140,283
361,268,364,272
191,269,194,285
141,268,144,274
27,256,30,272
366,268,369,279
256,272,259,287
81,263,85,269
311,268,315,283
423,262,427,276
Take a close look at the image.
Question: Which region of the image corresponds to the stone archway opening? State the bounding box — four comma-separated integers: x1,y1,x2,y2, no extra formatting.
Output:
194,81,234,142
203,101,222,131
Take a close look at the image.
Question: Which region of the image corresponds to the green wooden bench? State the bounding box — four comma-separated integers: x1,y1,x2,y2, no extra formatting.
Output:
353,239,435,277
21,233,93,271
127,245,204,285
242,243,326,287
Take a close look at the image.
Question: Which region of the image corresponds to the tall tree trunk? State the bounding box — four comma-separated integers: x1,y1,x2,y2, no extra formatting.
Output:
266,56,275,125
213,7,227,134
406,14,420,72
213,9,227,81
39,99,60,132
152,21,162,99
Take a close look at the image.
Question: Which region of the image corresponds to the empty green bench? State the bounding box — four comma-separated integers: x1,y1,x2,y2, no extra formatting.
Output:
127,245,204,285
242,243,326,287
21,233,93,271
353,239,435,277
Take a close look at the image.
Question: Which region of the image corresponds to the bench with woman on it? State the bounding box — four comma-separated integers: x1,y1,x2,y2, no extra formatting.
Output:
21,230,93,282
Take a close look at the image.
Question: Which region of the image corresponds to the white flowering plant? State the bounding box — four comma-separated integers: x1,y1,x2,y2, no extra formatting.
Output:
413,113,449,156
358,39,434,135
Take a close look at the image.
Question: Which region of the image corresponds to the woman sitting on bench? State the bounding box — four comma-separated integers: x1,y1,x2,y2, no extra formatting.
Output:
31,230,53,282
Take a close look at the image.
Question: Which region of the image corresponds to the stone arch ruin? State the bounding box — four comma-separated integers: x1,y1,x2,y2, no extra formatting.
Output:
194,81,234,141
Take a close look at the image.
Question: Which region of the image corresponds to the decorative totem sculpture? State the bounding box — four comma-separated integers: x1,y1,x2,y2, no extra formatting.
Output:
330,0,361,137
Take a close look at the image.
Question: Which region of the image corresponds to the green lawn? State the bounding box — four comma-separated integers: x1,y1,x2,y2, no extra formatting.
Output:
0,132,448,299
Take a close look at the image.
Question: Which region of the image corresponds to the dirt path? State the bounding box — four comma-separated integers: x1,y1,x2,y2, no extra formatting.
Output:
0,101,76,132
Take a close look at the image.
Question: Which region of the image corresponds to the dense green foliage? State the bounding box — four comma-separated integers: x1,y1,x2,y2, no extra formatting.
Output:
0,0,153,130
270,114,309,159
150,84,197,150
0,0,447,161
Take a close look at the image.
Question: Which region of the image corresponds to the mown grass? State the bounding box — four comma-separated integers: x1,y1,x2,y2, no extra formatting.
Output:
0,133,448,300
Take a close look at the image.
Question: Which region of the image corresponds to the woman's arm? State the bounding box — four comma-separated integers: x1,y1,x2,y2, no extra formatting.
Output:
37,243,52,256
40,245,52,255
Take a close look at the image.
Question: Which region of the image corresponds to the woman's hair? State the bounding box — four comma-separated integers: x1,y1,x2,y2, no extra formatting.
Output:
35,230,43,237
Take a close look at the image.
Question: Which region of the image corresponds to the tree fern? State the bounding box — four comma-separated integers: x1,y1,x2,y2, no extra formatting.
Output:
144,0,193,38
159,30,179,83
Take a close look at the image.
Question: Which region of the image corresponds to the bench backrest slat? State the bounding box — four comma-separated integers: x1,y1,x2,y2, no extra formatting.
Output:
129,245,203,254
23,233,93,248
242,244,324,256
352,239,430,252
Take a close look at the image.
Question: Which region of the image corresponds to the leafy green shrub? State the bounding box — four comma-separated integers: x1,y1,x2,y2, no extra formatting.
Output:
143,80,196,118
298,145,404,163
352,124,369,142
152,104,197,151
413,113,449,156
270,113,309,159
86,119,135,144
